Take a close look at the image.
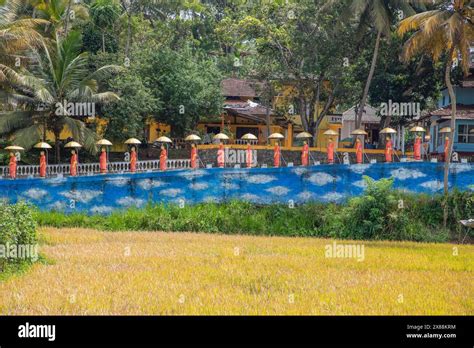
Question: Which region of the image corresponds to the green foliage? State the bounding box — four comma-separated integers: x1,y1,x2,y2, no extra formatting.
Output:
0,202,38,272
132,44,223,136
101,66,160,140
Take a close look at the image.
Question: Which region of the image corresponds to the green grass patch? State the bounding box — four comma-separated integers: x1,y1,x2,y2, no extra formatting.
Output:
33,178,474,243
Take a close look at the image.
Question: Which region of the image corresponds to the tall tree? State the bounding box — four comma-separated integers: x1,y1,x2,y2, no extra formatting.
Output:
0,30,121,162
90,0,120,53
351,0,415,131
398,0,474,224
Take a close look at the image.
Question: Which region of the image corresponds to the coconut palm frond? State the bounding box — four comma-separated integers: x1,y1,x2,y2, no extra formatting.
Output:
398,10,442,35
11,123,42,150
89,92,120,104
83,65,124,83
63,116,98,154
0,110,32,134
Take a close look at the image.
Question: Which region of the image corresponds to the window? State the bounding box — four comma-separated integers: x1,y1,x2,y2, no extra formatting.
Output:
457,124,474,143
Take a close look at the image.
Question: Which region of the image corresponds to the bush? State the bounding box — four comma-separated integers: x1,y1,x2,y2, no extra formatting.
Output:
0,202,38,272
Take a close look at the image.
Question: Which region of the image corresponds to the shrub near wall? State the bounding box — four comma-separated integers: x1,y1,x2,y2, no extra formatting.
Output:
0,202,38,273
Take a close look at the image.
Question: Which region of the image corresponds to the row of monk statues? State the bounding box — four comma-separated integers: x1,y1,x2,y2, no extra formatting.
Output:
4,133,450,179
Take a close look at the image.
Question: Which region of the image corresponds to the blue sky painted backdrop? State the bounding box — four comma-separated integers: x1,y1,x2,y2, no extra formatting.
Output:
0,162,472,214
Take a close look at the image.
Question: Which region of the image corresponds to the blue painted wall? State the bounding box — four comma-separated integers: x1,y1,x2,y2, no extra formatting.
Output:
438,87,474,107
0,163,472,214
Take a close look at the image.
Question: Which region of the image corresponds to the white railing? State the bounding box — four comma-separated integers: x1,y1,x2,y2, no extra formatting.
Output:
0,159,191,178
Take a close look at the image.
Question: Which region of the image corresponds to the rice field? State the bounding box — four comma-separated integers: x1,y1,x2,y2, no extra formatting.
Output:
0,228,472,315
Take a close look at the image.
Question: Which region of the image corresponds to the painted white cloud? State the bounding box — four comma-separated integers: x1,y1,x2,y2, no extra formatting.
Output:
352,180,367,189
240,193,260,202
46,176,67,186
307,173,338,186
321,192,345,202
159,188,183,197
419,180,444,192
390,167,426,180
189,182,208,191
23,188,48,200
60,189,102,203
222,182,239,190
245,174,276,184
137,179,167,190
349,164,372,174
48,201,67,211
292,167,308,176
203,196,221,203
450,163,474,174
265,186,290,196
116,197,145,207
297,191,314,201
177,169,207,180
108,177,130,187
90,205,113,214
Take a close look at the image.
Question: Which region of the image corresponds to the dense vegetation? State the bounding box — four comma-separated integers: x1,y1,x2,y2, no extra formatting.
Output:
34,178,474,243
0,202,38,276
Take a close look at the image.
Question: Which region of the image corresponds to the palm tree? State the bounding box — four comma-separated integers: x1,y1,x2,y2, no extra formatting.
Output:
31,0,89,35
351,0,415,131
398,0,473,212
0,30,121,162
0,0,46,66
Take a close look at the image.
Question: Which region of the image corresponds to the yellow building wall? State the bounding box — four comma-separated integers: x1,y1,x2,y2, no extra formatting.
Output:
147,120,171,143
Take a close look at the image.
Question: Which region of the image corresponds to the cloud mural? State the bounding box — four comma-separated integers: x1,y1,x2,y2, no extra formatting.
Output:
390,168,426,180
0,162,471,214
306,173,339,186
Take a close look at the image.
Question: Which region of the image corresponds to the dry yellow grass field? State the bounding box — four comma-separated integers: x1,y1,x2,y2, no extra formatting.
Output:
0,227,472,315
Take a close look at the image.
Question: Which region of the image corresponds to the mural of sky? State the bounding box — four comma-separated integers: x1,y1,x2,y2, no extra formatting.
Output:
0,162,472,215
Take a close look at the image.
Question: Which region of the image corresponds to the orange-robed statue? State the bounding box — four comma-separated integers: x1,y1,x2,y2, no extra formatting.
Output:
39,151,47,178
273,142,280,167
217,143,225,168
70,150,78,176
160,145,167,171
327,139,334,164
246,143,252,168
9,152,16,179
301,141,309,166
385,137,393,163
190,143,197,169
444,136,450,162
355,138,363,164
99,147,107,174
414,136,421,160
130,146,137,173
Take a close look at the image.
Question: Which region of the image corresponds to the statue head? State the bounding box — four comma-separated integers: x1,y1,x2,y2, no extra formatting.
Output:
356,138,361,143
191,143,195,148
40,151,45,156
303,140,307,145
101,147,106,152
9,152,14,157
445,136,449,141
131,146,136,152
71,149,75,155
161,144,165,150
386,136,390,141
